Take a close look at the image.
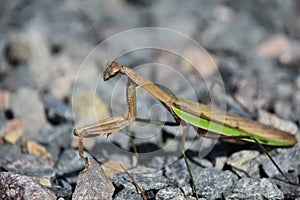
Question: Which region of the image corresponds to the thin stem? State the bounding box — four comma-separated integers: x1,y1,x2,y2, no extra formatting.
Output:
181,123,199,200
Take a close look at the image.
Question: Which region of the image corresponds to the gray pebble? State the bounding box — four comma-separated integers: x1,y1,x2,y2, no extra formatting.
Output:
114,188,144,200
55,149,85,176
260,150,290,178
193,168,239,199
19,168,56,187
111,166,168,192
223,178,284,200
0,153,53,173
0,143,21,160
73,156,114,200
227,150,260,178
10,87,46,139
35,124,73,149
156,187,184,200
0,172,56,200
41,93,73,124
164,158,190,186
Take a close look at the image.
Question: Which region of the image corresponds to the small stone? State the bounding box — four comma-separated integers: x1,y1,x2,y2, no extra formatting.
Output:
260,150,290,179
223,178,284,199
0,144,21,160
255,34,289,58
45,143,61,165
10,87,46,139
114,188,143,200
156,187,184,200
35,124,73,149
73,156,115,200
19,168,56,187
193,168,238,199
284,146,300,174
150,156,165,169
213,5,235,22
4,32,32,65
1,119,25,143
47,74,73,100
227,150,260,178
111,166,168,192
55,149,85,176
279,41,300,66
42,93,73,124
53,178,73,192
180,185,193,196
190,156,213,168
34,124,73,164
214,156,227,170
27,140,52,161
7,29,58,87
0,153,53,173
164,158,190,186
0,172,56,200
273,175,300,198
50,185,72,199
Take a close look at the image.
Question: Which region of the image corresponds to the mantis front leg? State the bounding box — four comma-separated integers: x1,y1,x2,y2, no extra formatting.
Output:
73,79,137,162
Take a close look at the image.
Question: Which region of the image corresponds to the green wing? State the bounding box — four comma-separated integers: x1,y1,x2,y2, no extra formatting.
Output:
171,104,296,147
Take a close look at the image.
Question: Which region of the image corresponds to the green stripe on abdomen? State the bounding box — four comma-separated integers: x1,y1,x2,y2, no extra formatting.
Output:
171,106,292,146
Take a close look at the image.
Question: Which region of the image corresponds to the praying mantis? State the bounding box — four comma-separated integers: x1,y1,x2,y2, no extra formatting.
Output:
73,61,298,189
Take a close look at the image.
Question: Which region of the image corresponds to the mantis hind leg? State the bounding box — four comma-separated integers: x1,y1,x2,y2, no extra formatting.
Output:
197,129,299,186
180,122,199,200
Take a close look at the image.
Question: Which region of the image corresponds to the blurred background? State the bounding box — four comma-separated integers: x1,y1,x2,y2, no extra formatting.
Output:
0,0,300,199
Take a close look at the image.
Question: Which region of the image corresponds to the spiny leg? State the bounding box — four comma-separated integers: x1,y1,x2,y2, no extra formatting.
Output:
73,79,137,164
197,129,299,186
78,133,88,167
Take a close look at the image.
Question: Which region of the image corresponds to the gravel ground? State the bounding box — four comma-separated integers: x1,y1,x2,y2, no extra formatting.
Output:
0,0,300,199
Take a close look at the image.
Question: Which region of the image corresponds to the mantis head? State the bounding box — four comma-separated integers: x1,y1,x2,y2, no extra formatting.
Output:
104,61,122,81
